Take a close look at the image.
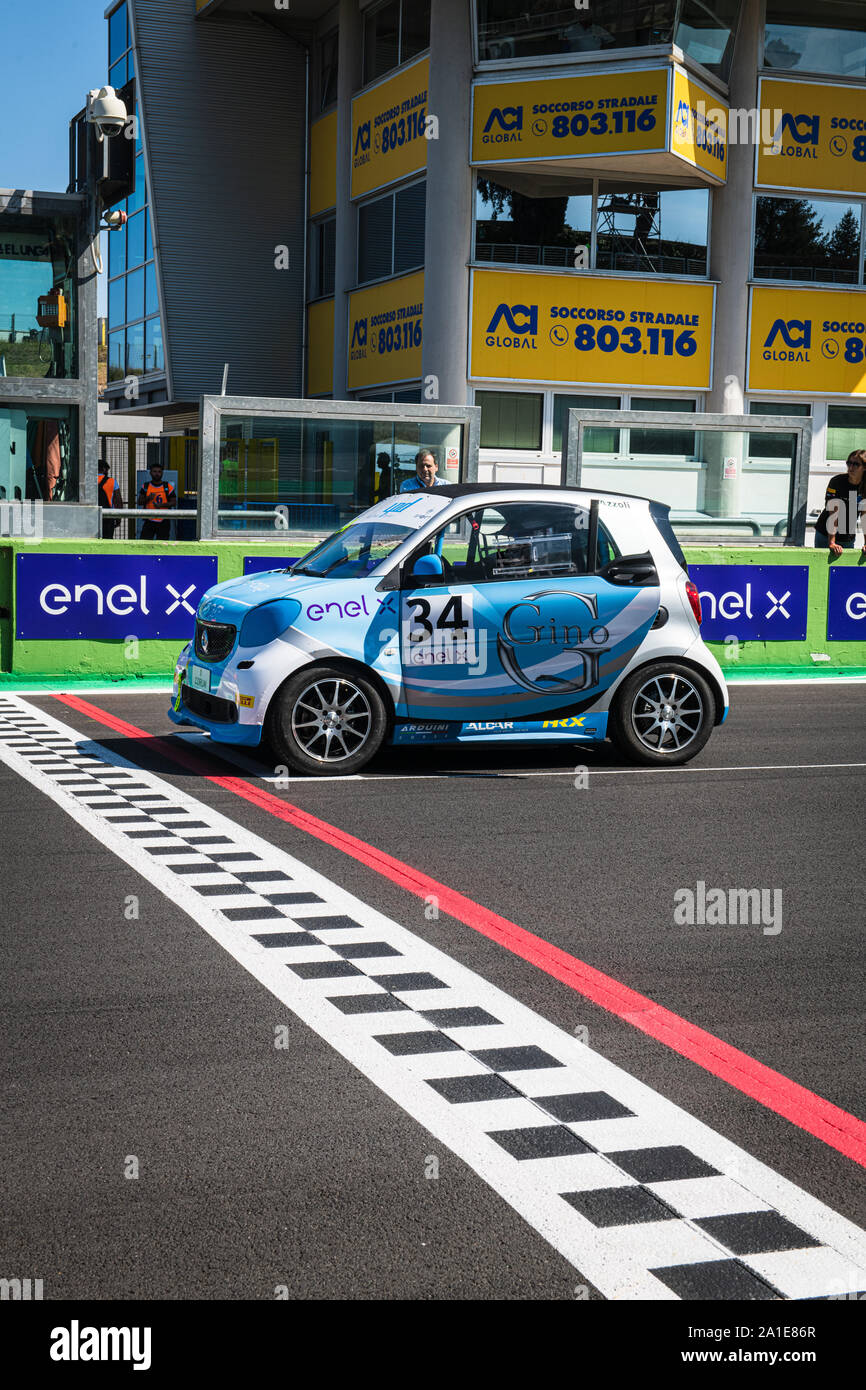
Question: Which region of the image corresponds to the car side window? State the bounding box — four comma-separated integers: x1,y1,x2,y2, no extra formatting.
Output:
407,502,619,585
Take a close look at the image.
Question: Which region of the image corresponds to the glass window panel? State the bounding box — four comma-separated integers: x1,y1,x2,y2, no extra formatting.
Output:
214,411,464,533
579,424,797,540
476,1,747,67
314,218,336,298
393,386,422,403
394,181,426,273
125,266,145,323
358,195,394,282
630,397,696,456
827,405,866,460
553,394,621,453
477,390,542,449
109,224,126,277
319,30,339,110
126,320,144,375
424,501,618,582
749,401,811,415
596,188,709,276
108,329,125,382
109,56,128,90
676,0,741,79
401,0,431,62
0,214,78,379
145,261,158,317
126,154,145,216
145,317,164,374
764,1,866,79
126,211,145,269
145,213,153,262
109,4,129,66
475,177,592,268
364,1,400,85
108,276,125,330
1,405,79,503
754,197,860,284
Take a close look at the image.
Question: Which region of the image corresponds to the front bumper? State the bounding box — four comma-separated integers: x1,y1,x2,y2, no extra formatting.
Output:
167,697,265,747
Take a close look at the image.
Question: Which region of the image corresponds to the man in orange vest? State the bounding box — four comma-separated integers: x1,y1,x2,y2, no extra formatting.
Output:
137,461,177,539
97,464,123,539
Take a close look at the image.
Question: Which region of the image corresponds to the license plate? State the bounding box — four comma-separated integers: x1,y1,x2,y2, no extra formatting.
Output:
189,663,211,693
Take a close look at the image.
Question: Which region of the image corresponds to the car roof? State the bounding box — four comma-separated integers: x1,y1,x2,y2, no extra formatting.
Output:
428,482,656,506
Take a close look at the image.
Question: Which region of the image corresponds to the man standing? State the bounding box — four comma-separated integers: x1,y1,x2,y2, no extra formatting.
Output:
97,463,123,539
400,448,446,492
137,461,177,540
814,450,866,554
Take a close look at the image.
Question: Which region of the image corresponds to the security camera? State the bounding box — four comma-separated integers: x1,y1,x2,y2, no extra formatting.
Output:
102,209,128,231
87,86,128,140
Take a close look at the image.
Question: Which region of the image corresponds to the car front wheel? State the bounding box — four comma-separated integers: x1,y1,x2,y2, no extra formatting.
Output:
610,662,716,766
266,666,388,776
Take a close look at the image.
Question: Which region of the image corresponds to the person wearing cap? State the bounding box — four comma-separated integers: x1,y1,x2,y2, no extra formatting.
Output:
815,450,866,554
400,448,447,492
137,461,177,540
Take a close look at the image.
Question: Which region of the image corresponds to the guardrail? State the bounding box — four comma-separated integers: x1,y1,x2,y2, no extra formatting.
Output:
671,516,763,536
99,508,287,523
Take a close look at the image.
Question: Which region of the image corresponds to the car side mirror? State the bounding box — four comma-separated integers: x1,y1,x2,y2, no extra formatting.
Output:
598,552,658,586
409,553,444,580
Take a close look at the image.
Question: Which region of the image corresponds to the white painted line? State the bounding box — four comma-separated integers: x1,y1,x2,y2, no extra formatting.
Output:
2,691,866,1303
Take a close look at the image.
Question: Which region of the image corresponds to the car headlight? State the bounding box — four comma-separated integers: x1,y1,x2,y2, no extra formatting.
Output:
239,599,302,648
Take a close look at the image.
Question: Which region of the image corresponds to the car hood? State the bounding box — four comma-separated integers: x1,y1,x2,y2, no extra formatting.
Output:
197,570,330,622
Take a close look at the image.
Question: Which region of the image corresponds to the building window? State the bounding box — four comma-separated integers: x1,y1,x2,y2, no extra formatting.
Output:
358,181,425,284
552,394,621,453
629,397,696,456
319,30,338,110
748,400,811,460
477,391,543,449
363,0,431,86
764,1,866,79
476,0,742,80
475,178,709,277
312,218,336,298
0,214,78,380
827,405,866,461
0,405,78,503
754,196,863,284
108,3,129,68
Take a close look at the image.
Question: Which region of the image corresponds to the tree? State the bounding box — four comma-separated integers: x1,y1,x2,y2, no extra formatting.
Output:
754,197,828,274
825,208,860,274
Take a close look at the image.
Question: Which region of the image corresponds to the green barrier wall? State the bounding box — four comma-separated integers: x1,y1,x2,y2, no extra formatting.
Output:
0,539,864,681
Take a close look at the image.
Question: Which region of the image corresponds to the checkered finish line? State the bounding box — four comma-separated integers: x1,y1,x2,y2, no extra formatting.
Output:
1,693,865,1302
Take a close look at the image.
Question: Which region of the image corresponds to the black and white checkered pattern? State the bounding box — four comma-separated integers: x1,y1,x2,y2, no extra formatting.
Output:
2,693,865,1302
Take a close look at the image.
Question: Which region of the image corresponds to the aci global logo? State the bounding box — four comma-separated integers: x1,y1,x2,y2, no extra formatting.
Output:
774,112,820,157
481,106,524,144
485,303,538,348
763,318,811,362
350,317,368,353
353,120,371,163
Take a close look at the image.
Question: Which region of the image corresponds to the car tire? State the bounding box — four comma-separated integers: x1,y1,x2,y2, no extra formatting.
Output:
266,664,389,776
609,661,716,766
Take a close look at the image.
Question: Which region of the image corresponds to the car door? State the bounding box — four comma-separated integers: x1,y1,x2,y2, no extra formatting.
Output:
399,498,660,723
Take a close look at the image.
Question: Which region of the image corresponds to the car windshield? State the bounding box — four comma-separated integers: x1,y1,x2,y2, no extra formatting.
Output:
292,493,451,579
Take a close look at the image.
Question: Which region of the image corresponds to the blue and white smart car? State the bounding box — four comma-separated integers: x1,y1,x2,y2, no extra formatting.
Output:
169,484,728,775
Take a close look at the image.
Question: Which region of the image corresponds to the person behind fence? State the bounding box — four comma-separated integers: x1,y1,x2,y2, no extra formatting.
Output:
814,450,866,554
137,461,176,540
97,463,123,539
399,448,446,492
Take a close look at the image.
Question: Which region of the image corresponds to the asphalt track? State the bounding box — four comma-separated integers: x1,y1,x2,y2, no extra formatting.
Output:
1,683,864,1301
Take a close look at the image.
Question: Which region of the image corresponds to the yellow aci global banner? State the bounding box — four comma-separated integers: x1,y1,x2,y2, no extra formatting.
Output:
351,57,429,200
347,270,423,392
670,67,728,181
471,66,727,182
756,78,866,198
470,269,715,391
309,111,337,216
748,287,866,395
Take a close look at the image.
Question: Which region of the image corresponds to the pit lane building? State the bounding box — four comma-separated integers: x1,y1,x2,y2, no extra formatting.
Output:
98,0,866,535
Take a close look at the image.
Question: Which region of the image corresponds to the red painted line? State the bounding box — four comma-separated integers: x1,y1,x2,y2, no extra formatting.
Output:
53,690,866,1168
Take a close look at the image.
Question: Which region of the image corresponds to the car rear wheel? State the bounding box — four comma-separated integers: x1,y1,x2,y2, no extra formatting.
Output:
610,662,715,766
266,666,388,776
